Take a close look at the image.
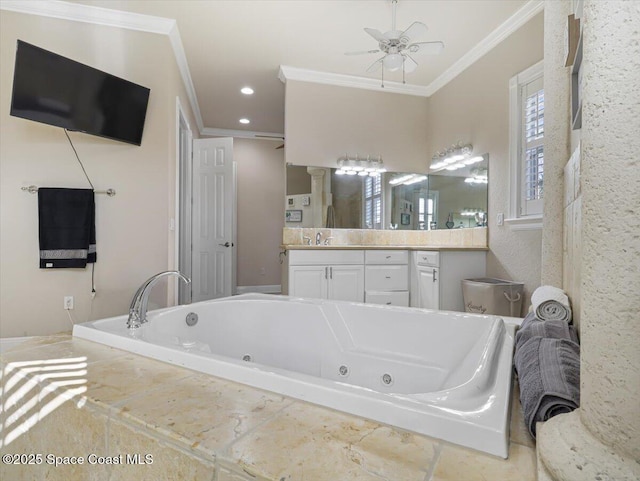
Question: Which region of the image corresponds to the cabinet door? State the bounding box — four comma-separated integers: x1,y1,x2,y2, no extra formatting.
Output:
289,265,328,299
416,265,440,310
328,265,365,302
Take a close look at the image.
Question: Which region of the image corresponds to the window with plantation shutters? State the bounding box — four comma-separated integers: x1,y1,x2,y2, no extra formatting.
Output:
508,60,544,228
363,175,382,229
522,77,544,215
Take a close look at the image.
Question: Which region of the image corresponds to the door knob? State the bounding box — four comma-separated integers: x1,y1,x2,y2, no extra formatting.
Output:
219,242,231,247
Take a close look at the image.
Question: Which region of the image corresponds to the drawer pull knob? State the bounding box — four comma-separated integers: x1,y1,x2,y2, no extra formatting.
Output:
386,302,392,305
386,255,391,259
385,276,391,279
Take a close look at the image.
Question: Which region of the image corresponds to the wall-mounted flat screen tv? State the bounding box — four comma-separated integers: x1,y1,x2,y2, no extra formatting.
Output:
10,40,150,146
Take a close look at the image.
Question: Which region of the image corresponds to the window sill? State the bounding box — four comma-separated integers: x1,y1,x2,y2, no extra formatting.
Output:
504,215,542,231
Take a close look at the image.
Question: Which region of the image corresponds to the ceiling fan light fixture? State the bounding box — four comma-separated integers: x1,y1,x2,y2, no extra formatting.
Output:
383,53,403,71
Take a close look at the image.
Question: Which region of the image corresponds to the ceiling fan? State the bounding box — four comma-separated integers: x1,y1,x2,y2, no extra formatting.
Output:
345,0,444,82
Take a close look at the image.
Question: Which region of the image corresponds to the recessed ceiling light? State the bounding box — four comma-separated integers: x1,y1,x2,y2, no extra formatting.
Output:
239,118,250,124
241,87,254,95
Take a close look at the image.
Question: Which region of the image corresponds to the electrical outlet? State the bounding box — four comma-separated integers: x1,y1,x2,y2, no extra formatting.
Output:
497,213,504,226
64,296,74,310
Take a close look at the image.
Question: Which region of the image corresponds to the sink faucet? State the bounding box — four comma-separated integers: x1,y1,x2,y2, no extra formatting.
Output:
315,232,322,245
126,271,191,329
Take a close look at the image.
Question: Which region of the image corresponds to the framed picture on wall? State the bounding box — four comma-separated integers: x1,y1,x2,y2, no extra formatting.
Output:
401,213,410,225
286,210,303,222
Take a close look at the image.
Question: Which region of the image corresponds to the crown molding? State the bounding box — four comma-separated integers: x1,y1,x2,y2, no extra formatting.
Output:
278,65,430,97
167,25,204,133
201,128,284,141
0,0,175,34
425,0,544,96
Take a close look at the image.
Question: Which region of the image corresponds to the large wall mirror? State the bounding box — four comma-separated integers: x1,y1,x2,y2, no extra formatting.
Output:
285,155,488,230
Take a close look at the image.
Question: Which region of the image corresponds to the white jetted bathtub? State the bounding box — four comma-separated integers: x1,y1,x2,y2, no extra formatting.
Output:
73,294,517,458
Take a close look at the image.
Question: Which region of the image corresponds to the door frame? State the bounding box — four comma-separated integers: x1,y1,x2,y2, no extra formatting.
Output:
175,98,193,302
175,101,237,302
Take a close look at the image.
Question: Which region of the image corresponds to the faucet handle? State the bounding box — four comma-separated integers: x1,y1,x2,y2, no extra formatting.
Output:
303,235,312,245
324,237,334,245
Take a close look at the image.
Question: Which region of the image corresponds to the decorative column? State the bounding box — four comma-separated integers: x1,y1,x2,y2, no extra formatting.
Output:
307,167,329,228
541,0,571,287
537,1,640,480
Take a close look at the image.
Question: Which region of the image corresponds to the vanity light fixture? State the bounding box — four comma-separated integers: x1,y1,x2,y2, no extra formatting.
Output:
464,167,488,184
240,87,254,95
389,174,427,186
336,154,386,176
430,143,480,172
239,118,250,124
460,207,486,216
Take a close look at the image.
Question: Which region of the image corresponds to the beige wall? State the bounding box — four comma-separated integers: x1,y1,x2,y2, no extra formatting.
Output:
0,11,198,336
426,13,544,311
233,138,284,287
284,81,429,173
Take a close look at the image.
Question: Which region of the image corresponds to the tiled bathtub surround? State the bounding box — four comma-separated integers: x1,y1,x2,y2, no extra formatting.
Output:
282,226,488,248
1,335,535,481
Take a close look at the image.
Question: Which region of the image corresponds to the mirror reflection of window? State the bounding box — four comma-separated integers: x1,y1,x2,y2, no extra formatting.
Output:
418,193,437,230
363,175,382,229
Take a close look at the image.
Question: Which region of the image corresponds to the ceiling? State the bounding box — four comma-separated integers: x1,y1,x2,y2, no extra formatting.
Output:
68,0,535,136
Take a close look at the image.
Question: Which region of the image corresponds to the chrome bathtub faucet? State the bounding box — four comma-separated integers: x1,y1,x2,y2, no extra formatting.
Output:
127,271,191,329
315,232,322,245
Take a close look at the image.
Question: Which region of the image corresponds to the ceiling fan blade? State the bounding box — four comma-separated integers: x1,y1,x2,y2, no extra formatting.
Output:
403,55,418,73
408,41,445,55
400,21,428,43
364,28,389,45
366,57,384,73
345,49,381,56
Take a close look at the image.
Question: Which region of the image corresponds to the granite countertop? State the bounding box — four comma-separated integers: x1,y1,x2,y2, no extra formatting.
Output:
281,244,489,251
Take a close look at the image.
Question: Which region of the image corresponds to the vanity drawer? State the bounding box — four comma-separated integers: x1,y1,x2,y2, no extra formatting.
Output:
365,265,409,290
415,251,440,267
365,290,409,307
288,249,364,265
365,250,409,265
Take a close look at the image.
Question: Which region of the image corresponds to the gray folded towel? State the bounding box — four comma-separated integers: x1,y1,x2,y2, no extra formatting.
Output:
515,312,579,349
514,336,580,437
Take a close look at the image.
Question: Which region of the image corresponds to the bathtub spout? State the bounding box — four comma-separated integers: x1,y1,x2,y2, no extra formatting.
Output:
127,271,191,329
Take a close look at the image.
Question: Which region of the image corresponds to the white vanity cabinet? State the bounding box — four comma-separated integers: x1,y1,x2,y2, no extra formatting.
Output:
286,250,364,302
364,250,410,307
410,250,486,312
413,251,440,310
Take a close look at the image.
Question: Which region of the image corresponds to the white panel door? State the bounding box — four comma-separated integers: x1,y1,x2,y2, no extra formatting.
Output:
328,265,365,302
192,137,235,302
289,265,327,299
416,265,440,310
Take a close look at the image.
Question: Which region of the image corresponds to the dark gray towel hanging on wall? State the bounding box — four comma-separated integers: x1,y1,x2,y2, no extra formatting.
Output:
38,188,96,268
